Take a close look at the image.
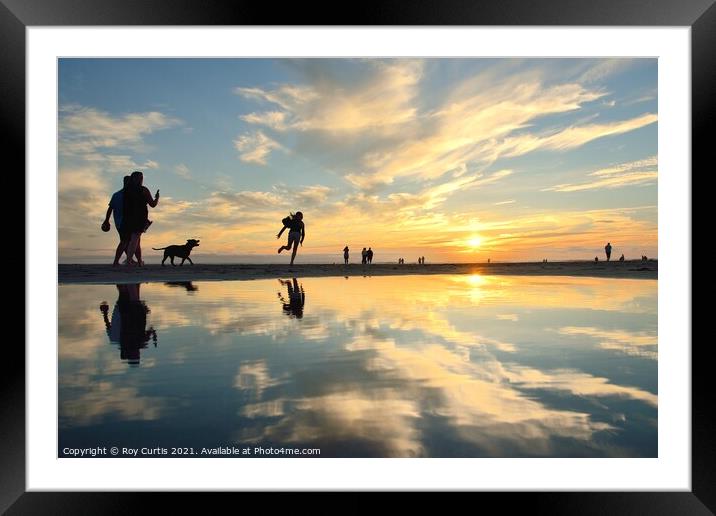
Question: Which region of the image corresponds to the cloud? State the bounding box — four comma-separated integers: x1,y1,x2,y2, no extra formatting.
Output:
236,60,423,133
544,156,657,192
59,104,180,155
578,59,638,84
240,111,290,131
233,131,284,165
558,326,657,360
174,163,191,179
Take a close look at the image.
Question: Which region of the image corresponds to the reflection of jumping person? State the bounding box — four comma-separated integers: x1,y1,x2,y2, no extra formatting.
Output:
343,246,349,264
277,212,305,265
99,284,157,366
277,278,305,319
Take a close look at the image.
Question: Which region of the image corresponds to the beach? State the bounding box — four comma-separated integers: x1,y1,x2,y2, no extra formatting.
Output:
58,260,657,284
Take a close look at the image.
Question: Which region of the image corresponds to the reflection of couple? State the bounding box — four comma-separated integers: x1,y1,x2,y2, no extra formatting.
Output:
277,278,305,319
99,284,157,365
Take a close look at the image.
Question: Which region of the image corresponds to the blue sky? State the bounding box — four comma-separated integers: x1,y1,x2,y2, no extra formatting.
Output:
58,58,657,262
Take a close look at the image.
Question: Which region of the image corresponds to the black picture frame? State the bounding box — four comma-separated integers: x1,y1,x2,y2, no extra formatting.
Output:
5,0,710,511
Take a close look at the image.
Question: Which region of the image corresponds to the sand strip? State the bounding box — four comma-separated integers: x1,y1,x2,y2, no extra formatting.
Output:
58,261,657,284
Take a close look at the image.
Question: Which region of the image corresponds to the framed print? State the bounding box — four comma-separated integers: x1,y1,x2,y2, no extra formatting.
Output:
5,0,711,511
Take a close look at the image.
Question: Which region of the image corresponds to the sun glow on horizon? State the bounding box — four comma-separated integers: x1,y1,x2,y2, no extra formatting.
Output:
467,235,484,250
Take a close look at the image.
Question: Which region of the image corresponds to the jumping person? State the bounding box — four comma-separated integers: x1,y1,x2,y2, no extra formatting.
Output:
277,211,305,265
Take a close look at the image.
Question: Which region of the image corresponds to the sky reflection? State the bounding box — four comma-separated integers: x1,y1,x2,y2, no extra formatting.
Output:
59,274,657,457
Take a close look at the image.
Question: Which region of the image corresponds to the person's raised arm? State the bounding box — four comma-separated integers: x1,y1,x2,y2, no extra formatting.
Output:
300,223,305,245
144,186,160,208
277,226,287,239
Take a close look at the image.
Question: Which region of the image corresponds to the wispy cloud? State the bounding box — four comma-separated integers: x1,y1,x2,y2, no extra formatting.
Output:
233,131,284,165
60,104,180,155
236,60,423,133
544,156,657,192
558,326,657,360
174,163,191,179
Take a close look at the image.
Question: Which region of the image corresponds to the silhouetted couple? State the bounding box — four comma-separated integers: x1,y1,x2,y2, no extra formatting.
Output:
102,171,159,266
361,247,373,264
418,256,425,264
277,212,305,265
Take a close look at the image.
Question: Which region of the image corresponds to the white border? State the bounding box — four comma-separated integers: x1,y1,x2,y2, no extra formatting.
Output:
28,27,690,491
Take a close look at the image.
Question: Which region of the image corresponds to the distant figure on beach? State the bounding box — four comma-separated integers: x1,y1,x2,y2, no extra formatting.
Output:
99,283,157,366
343,246,349,264
421,256,425,265
367,247,374,264
277,278,305,319
361,247,367,264
102,175,139,266
605,242,612,262
595,256,599,262
487,258,490,264
642,255,648,261
123,171,159,267
277,211,305,265
619,254,625,262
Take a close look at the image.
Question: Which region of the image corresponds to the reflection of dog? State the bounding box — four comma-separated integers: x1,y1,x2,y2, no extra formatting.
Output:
153,239,200,266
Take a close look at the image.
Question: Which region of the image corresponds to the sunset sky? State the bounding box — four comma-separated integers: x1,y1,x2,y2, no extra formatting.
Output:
58,58,657,263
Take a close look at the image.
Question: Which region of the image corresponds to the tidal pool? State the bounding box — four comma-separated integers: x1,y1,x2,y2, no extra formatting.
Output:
58,274,657,457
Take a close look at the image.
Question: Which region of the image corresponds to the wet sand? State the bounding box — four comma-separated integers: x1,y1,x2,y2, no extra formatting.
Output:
59,260,657,284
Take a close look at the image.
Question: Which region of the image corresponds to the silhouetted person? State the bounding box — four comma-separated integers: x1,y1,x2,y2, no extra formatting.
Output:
277,278,305,319
421,256,425,265
343,246,349,264
595,256,599,262
367,247,374,264
361,247,367,264
277,211,305,265
488,258,490,264
102,176,143,266
605,242,612,262
619,254,625,262
100,284,157,366
124,171,159,267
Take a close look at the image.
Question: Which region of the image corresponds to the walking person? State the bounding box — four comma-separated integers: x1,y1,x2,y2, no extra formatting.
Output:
123,171,159,267
361,247,367,264
605,242,612,262
343,245,350,264
276,211,305,265
102,175,134,266
367,247,374,264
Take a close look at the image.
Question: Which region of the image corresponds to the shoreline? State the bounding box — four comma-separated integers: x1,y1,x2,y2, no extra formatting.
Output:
58,261,658,284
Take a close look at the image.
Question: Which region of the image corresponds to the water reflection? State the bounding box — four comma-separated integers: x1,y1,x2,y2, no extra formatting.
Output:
164,281,199,292
277,278,305,319
59,274,657,457
99,284,157,366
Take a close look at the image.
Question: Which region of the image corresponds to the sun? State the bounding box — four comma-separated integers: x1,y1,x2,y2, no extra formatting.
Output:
467,235,483,249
